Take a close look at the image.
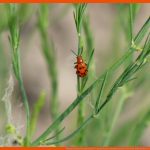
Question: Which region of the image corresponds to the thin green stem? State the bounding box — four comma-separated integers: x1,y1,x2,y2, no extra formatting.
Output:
129,4,133,43
128,110,150,145
74,4,87,145
46,115,93,145
95,72,108,113
18,75,30,146
8,4,30,146
45,115,93,145
77,76,80,96
31,16,149,146
102,7,139,146
38,4,59,120
32,78,98,146
29,91,46,138
103,87,130,146
76,32,85,144
44,39,150,144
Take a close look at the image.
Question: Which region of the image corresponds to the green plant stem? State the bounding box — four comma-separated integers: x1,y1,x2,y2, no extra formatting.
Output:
103,86,130,146
14,46,30,146
29,91,46,138
83,15,95,78
45,115,93,145
45,50,149,145
127,4,134,65
31,48,136,146
38,5,60,145
18,75,30,146
102,6,136,145
74,4,88,145
31,79,97,146
103,5,135,146
31,17,149,146
8,4,31,145
77,32,85,145
129,4,133,43
38,4,59,120
129,110,150,145
40,27,58,119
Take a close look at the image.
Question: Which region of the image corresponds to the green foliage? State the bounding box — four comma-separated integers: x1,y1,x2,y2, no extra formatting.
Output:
74,4,87,34
5,124,16,134
117,4,141,43
7,4,30,146
38,4,59,120
73,4,88,145
129,110,150,145
41,32,150,145
29,91,46,138
0,37,8,99
0,3,149,147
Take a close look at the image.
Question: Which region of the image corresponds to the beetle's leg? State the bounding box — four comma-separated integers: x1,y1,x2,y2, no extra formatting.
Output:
74,65,77,68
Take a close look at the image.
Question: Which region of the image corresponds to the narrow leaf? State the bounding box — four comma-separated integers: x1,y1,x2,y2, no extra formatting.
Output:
45,115,93,145
32,18,150,146
95,71,108,113
30,91,46,138
134,17,150,45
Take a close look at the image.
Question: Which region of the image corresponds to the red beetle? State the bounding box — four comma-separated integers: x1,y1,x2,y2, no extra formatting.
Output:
72,50,88,78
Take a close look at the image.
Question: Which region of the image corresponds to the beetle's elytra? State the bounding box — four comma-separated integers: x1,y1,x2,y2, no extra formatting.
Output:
74,56,88,77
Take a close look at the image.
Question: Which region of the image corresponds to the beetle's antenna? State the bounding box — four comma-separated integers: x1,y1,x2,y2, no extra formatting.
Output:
71,50,78,56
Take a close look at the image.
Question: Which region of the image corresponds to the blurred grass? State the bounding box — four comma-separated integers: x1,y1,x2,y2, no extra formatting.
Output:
0,37,8,97
86,4,150,146
30,91,46,139
38,4,59,121
0,4,150,146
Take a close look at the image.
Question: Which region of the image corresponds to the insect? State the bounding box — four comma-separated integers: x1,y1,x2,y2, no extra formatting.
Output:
72,50,88,78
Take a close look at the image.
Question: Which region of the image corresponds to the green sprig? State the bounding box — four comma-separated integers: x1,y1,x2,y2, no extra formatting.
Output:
8,4,30,146
31,15,150,146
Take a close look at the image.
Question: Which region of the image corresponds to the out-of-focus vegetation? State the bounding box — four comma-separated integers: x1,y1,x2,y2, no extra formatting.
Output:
0,3,150,146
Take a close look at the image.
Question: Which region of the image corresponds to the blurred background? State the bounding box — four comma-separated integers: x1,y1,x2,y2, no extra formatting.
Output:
0,3,150,146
